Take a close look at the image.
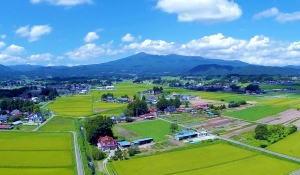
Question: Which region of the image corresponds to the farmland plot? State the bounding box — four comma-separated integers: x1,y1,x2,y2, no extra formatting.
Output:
0,132,75,175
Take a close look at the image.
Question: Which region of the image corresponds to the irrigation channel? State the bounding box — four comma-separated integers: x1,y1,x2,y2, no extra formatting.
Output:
78,120,96,175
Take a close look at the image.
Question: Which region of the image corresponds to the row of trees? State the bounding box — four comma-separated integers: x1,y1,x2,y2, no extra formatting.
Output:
101,93,114,100
156,96,181,111
228,101,247,108
255,124,297,146
0,99,40,113
41,88,59,100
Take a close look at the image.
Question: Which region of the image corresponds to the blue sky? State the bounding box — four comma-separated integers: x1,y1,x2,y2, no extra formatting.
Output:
1,0,300,66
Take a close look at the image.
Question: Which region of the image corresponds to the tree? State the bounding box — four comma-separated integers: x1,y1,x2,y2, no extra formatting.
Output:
91,147,105,160
255,124,268,140
170,123,178,132
126,99,148,117
173,96,181,108
142,95,146,101
114,148,123,160
156,97,169,111
230,84,240,92
85,115,114,144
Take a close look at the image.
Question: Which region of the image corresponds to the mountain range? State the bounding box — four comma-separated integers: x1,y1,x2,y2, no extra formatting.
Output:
1,53,300,79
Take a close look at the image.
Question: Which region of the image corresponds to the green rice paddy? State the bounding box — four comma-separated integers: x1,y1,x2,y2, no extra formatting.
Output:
111,143,300,175
267,132,300,159
0,132,75,175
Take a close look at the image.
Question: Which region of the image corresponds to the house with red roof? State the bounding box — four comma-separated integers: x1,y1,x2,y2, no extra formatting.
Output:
97,136,118,151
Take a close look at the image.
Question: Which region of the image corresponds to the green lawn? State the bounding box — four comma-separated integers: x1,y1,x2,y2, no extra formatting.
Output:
267,132,300,158
115,120,176,142
0,132,75,175
223,106,289,121
40,116,75,131
111,143,300,175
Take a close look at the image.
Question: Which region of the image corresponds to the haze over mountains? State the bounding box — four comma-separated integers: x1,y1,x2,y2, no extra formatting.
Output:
1,52,300,79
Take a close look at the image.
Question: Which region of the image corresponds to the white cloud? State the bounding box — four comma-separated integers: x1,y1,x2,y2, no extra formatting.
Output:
253,7,279,19
3,44,26,55
16,25,52,42
276,12,300,22
84,32,99,43
156,0,242,23
0,54,25,64
122,33,135,42
28,53,53,61
0,35,6,39
0,41,5,49
30,0,92,6
121,33,300,66
254,8,300,22
30,0,41,3
65,43,105,60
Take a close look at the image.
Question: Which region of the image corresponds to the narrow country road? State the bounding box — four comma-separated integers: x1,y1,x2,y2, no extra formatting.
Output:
33,111,55,132
218,136,300,163
103,150,115,175
72,131,84,175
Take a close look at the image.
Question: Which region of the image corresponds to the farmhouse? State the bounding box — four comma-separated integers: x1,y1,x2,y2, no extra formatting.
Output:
0,124,13,130
118,141,131,149
132,138,154,146
98,86,116,90
11,110,21,116
165,106,176,113
28,113,45,123
140,113,156,119
0,115,8,123
174,130,198,141
97,136,118,151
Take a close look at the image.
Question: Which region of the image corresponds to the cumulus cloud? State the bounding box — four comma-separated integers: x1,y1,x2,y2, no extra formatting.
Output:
121,33,300,66
0,35,6,39
254,7,300,22
65,43,105,60
30,0,92,6
0,41,5,49
3,44,26,55
122,33,136,42
156,0,242,23
16,25,52,42
0,54,25,64
84,32,99,43
28,53,53,61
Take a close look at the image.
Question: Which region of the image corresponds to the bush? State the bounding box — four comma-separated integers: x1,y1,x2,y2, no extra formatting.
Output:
128,146,140,156
91,147,105,160
125,116,134,123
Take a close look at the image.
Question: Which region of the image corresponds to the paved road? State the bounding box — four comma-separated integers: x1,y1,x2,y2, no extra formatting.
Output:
103,150,115,175
72,131,84,175
218,136,300,163
289,168,300,175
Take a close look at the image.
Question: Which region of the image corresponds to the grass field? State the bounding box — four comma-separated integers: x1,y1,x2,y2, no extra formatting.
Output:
0,132,75,175
40,116,75,131
111,143,300,175
224,106,289,121
114,120,175,142
267,132,300,158
261,98,300,107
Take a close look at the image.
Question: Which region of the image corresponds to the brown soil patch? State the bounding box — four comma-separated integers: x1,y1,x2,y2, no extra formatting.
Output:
189,99,225,106
202,117,235,129
269,109,300,125
221,125,257,139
